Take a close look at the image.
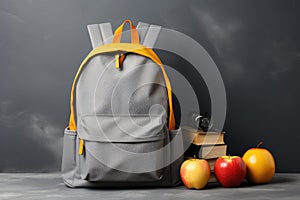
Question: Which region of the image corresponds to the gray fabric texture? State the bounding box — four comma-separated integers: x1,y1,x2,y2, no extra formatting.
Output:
61,22,183,188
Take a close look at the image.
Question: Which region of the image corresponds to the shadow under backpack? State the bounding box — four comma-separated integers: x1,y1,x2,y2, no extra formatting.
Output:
62,20,184,188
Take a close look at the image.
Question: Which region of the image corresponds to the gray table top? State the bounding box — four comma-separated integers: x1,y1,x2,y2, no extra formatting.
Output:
0,173,299,200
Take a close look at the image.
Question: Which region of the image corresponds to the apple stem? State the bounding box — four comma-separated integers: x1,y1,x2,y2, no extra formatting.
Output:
193,155,196,160
256,141,263,148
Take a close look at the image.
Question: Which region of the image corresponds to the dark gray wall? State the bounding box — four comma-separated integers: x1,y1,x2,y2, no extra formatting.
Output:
0,0,299,172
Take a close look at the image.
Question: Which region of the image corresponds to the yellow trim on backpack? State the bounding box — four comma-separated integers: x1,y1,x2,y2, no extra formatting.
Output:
68,43,176,133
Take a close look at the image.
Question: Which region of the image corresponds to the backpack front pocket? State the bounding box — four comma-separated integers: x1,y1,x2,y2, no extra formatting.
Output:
77,114,169,183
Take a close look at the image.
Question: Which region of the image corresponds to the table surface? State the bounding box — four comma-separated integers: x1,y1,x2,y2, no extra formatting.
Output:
0,173,299,200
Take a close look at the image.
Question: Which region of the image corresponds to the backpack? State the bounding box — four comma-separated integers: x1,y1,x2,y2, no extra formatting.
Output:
61,20,184,188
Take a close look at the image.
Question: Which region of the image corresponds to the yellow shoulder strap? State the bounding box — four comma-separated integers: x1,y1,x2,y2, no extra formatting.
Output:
68,43,175,131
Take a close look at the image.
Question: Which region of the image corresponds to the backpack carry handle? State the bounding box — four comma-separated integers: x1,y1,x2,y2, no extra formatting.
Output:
112,20,140,44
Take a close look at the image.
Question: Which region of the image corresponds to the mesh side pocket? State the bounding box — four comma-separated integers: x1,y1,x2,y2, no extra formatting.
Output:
61,128,77,187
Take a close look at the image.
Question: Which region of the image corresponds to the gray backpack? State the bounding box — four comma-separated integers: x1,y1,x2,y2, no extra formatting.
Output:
62,20,184,188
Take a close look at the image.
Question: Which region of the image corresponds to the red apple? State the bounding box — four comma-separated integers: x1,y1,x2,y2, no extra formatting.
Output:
214,156,247,187
180,158,211,189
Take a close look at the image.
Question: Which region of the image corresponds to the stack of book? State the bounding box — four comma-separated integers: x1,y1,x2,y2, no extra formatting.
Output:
182,127,227,183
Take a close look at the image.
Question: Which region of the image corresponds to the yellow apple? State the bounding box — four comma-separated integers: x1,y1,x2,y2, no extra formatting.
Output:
180,158,211,189
242,142,275,184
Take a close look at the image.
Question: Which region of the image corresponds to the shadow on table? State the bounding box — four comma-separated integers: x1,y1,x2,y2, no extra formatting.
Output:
239,174,297,187
205,174,298,189
265,174,297,184
71,174,297,190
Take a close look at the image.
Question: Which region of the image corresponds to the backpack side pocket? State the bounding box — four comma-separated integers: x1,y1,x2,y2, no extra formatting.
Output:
61,128,77,187
169,128,184,185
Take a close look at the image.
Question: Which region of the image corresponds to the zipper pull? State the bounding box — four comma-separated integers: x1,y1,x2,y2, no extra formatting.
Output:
115,54,126,69
115,54,120,69
78,139,84,155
